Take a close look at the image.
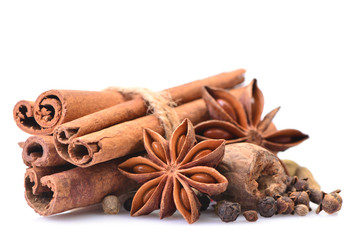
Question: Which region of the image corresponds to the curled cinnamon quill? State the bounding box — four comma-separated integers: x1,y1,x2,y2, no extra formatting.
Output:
13,90,125,135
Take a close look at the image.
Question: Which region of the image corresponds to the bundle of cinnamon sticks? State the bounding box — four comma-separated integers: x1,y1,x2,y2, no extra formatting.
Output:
14,69,247,216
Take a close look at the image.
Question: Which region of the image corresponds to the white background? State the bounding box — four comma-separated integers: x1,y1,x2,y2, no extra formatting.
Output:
0,1,359,239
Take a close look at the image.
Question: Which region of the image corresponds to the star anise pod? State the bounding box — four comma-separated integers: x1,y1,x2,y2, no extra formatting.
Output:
194,79,309,153
118,118,228,224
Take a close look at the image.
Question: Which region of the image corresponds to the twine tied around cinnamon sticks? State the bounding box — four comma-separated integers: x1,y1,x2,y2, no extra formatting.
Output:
106,87,180,140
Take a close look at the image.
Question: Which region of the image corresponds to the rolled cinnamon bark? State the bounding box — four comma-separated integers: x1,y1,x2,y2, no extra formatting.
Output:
54,69,246,160
25,166,74,195
24,158,138,216
13,89,126,135
63,87,246,167
212,143,288,210
22,135,69,167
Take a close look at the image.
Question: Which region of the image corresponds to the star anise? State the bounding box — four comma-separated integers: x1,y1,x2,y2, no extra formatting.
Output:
194,79,309,153
118,118,228,224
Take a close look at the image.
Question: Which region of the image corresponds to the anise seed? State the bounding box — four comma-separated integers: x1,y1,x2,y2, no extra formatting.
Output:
143,187,156,204
216,98,237,122
203,128,234,140
190,173,216,183
176,135,185,157
133,164,157,174
180,188,191,211
193,149,212,161
151,141,166,163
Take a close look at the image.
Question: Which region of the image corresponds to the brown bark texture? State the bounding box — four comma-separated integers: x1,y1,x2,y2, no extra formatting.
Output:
62,88,247,168
24,158,138,216
54,69,245,161
13,89,126,135
22,135,69,167
212,143,288,210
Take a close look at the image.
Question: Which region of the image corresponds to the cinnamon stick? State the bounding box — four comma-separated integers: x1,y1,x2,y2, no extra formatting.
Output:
54,69,246,160
62,87,247,167
22,135,70,167
13,89,126,135
25,166,74,195
24,158,138,216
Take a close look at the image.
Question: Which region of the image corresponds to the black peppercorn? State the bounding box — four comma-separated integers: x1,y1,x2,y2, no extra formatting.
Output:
198,193,211,211
214,200,241,222
275,196,295,214
257,196,277,217
309,188,324,205
123,196,133,211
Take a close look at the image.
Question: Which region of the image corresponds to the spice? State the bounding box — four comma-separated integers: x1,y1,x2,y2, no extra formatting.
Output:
118,119,228,224
257,196,277,217
309,188,324,205
54,69,245,162
123,197,133,212
21,135,69,167
295,166,321,190
13,90,126,135
102,195,121,215
214,200,241,222
197,192,211,211
289,191,310,207
282,160,321,190
195,80,309,154
293,177,309,192
212,143,288,210
294,204,309,216
62,87,248,168
316,189,342,214
24,159,138,216
243,210,258,222
118,191,136,211
275,196,294,214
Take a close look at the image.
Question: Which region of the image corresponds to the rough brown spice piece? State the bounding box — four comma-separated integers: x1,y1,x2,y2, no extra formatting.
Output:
102,195,121,214
212,143,288,210
294,204,309,216
257,196,277,217
276,196,294,214
289,191,310,207
243,210,258,222
214,200,241,223
316,189,342,214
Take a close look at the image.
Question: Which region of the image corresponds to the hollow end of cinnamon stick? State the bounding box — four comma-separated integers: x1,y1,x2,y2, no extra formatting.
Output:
14,89,126,135
22,135,69,167
55,126,80,144
25,170,55,215
68,140,99,167
13,100,43,135
25,159,139,216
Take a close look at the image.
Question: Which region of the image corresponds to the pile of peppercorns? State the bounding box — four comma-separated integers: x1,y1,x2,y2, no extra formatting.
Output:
102,176,342,223
213,176,342,223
